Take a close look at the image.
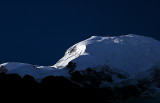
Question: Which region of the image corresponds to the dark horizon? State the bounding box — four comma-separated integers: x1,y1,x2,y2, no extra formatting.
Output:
0,0,160,65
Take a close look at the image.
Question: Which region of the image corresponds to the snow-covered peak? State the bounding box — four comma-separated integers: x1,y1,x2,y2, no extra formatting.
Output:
1,34,160,80
53,34,160,77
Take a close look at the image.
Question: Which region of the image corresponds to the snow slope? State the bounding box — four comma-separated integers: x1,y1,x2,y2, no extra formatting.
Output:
0,62,68,80
1,34,160,80
53,34,160,77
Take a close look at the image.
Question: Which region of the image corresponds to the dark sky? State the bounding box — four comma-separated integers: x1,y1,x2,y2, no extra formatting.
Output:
0,0,160,66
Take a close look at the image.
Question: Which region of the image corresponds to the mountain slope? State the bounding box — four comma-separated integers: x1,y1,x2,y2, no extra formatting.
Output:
0,62,68,80
1,34,160,80
53,34,160,77
1,34,160,102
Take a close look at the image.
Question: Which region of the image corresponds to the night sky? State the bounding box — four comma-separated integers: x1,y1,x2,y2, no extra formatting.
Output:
0,0,160,66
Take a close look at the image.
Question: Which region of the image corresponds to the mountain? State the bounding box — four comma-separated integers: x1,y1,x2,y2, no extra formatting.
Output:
53,34,160,76
1,34,160,102
1,34,160,82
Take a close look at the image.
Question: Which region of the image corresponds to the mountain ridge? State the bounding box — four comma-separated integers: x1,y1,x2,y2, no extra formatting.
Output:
1,34,160,81
54,34,160,77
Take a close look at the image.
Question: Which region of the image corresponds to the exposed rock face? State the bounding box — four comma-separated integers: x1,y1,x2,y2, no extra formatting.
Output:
0,65,8,73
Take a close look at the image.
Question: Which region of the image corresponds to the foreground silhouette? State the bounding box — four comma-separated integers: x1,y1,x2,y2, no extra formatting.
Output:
0,73,147,103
